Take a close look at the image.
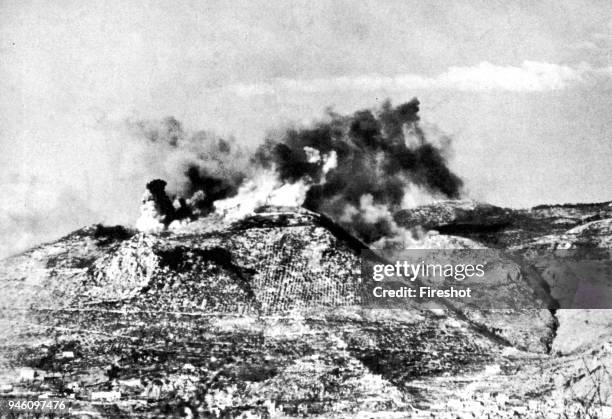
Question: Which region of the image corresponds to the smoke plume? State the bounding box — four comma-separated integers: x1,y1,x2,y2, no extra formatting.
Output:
245,98,463,243
2,98,462,257
131,99,463,245
131,116,250,206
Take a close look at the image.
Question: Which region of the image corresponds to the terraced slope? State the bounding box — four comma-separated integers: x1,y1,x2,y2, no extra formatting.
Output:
0,207,610,417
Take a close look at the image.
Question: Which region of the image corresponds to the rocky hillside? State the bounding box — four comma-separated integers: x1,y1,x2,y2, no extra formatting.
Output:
395,199,612,248
1,204,611,417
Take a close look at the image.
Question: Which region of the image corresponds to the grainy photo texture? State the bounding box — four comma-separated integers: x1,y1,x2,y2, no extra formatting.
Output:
1,1,612,417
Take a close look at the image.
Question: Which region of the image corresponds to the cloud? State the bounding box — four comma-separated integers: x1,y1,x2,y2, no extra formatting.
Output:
436,61,581,91
227,61,598,96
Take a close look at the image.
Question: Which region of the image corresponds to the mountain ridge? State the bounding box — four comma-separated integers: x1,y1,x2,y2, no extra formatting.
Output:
1,200,611,417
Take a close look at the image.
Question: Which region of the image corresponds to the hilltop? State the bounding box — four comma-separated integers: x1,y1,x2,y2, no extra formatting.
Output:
0,202,611,417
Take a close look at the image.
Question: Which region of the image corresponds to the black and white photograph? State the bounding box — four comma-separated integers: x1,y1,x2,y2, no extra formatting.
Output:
1,1,612,417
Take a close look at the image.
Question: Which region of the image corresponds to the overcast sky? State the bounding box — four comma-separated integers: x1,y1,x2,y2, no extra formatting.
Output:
1,0,611,254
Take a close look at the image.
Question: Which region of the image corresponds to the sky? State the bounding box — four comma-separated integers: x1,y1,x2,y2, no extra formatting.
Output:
1,0,611,255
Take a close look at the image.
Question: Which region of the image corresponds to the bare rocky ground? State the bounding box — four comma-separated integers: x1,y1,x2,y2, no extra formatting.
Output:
1,203,612,418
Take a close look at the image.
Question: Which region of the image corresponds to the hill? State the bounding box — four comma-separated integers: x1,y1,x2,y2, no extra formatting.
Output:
0,204,611,417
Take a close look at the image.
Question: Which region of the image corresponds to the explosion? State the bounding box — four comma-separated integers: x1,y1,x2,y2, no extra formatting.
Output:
135,179,175,233
135,99,463,245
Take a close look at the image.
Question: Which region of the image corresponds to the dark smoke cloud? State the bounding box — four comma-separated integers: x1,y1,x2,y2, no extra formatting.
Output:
132,99,462,244
132,116,248,216
184,166,244,214
131,99,463,244
253,98,463,242
1,99,463,257
144,179,176,224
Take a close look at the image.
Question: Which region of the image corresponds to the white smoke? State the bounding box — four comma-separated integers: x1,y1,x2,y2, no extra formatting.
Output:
213,148,337,220
401,183,444,209
0,114,253,257
0,101,456,256
213,170,310,220
135,190,167,233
